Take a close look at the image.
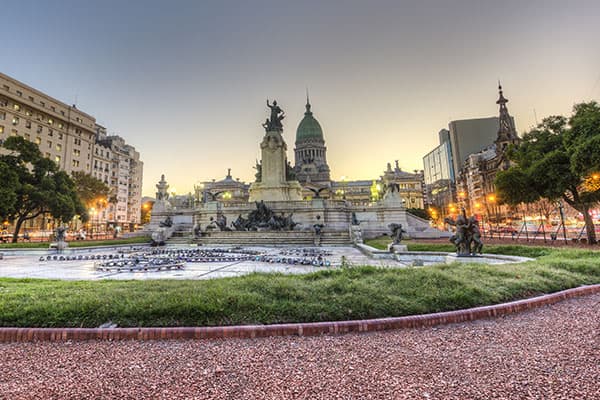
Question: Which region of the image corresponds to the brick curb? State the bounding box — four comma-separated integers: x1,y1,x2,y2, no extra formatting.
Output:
1,284,598,342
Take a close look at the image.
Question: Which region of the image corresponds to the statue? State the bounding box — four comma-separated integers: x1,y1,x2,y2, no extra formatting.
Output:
445,209,483,256
351,212,359,226
468,216,483,254
55,226,67,243
388,223,406,244
232,214,249,231
286,160,296,181
155,174,170,201
254,159,262,182
215,214,231,231
159,216,173,228
266,99,285,131
312,215,324,236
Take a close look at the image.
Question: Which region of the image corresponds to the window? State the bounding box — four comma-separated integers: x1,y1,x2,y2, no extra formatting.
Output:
25,109,32,116
48,129,53,137
58,122,63,129
45,152,51,158
58,132,63,140
61,110,65,116
28,96,34,102
72,160,80,168
11,129,17,136
24,133,30,140
40,101,45,107
0,99,6,107
48,118,53,125
13,104,21,111
0,112,4,120
47,141,52,148
51,106,56,112
56,144,62,152
25,120,31,129
55,155,61,164
37,125,42,133
12,116,19,125
16,90,22,97
73,149,81,157
35,137,41,145
0,125,4,134
2,85,8,91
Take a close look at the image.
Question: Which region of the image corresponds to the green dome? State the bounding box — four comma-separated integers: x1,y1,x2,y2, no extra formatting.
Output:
296,102,323,142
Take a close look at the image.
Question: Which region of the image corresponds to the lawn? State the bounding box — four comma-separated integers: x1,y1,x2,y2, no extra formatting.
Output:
0,244,598,328
0,236,151,249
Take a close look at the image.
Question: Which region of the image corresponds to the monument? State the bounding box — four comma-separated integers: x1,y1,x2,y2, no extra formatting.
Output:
147,98,448,246
248,100,303,202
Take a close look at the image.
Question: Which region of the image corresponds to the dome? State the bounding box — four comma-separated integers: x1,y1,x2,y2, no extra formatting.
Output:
296,101,324,142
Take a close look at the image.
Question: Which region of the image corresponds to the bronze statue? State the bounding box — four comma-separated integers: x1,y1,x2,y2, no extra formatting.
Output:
266,99,285,131
445,210,483,256
388,223,406,244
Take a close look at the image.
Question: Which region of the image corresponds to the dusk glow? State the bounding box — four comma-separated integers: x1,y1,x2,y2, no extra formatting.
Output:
2,0,599,196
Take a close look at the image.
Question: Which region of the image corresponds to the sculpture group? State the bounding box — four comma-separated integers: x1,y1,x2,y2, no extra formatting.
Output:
445,212,483,256
202,201,298,232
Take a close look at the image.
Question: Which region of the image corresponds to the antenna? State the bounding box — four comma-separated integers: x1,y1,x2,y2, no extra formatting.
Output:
306,87,310,104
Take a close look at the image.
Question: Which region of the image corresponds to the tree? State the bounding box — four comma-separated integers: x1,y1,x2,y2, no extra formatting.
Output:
495,102,600,244
71,171,111,208
0,136,87,242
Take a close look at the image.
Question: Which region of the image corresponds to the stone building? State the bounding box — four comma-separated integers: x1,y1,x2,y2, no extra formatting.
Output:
456,84,521,220
0,72,96,174
96,126,144,228
0,72,144,232
293,96,332,196
196,169,250,204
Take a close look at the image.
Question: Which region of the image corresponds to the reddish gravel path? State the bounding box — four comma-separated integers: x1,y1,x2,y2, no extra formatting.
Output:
1,294,599,400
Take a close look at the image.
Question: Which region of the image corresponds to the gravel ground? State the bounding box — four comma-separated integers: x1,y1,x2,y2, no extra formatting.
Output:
1,294,598,400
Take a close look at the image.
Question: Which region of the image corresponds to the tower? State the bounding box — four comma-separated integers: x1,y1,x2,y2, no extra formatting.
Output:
293,95,331,186
494,83,520,153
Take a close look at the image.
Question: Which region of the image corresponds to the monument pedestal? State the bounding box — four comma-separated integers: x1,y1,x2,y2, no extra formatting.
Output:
248,128,302,202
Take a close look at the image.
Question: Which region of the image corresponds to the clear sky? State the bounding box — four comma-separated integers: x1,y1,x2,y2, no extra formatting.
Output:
2,0,599,196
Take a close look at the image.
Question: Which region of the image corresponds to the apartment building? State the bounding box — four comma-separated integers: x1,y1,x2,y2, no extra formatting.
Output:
0,72,96,173
0,72,143,230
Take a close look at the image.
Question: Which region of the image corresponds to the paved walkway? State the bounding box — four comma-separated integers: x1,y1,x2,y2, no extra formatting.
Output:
1,293,598,399
0,246,412,280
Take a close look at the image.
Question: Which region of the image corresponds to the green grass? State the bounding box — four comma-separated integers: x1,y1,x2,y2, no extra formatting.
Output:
0,236,150,249
0,245,598,328
365,237,554,258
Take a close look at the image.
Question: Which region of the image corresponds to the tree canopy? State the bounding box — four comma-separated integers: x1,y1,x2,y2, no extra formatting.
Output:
71,170,111,208
495,101,600,243
0,136,87,242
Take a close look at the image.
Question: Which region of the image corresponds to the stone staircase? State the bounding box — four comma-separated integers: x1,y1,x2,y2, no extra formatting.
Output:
185,229,351,246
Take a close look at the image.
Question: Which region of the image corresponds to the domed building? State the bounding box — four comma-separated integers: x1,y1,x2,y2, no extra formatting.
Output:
294,97,331,193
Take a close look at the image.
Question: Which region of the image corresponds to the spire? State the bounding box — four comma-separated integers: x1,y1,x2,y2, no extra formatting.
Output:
495,82,519,149
305,87,312,115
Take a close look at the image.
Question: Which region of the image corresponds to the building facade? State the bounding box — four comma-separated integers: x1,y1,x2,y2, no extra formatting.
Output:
0,72,96,174
0,72,142,232
293,97,331,194
96,126,144,228
456,84,521,221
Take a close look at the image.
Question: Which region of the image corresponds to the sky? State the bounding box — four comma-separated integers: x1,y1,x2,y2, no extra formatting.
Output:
2,0,599,196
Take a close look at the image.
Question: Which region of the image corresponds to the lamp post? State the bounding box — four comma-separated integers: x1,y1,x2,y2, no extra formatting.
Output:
487,194,498,237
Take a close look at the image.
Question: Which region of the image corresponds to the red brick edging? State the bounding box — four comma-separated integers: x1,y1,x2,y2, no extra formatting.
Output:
1,285,598,342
